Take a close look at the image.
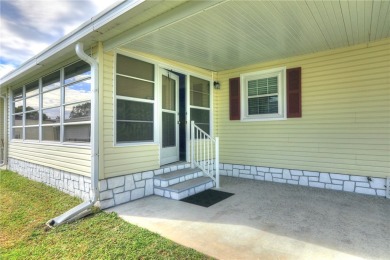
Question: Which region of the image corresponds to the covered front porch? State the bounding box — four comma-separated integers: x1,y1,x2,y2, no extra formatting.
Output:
107,175,390,259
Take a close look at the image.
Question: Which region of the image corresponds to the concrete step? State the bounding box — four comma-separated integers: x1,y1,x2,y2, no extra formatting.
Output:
154,168,203,188
154,177,214,200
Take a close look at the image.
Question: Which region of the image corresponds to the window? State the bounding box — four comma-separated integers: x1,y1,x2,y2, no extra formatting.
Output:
116,54,155,143
190,76,211,134
241,67,286,121
11,60,91,143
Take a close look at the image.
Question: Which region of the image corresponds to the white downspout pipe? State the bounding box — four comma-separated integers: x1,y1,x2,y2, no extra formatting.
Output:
0,91,7,167
47,42,99,227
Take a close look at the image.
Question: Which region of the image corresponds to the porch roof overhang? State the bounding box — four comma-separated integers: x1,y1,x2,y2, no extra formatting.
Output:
108,0,390,72
1,0,389,89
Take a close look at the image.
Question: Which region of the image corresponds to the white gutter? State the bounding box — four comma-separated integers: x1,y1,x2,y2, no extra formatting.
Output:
0,91,7,167
47,42,99,227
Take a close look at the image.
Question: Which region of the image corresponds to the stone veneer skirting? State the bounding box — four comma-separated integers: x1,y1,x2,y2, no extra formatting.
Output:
8,158,92,201
7,158,387,211
7,158,192,209
219,163,387,197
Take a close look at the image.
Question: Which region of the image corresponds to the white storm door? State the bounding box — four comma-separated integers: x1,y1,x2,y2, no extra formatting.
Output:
160,69,179,165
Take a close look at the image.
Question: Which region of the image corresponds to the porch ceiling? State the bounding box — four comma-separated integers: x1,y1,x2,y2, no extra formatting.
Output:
118,0,390,72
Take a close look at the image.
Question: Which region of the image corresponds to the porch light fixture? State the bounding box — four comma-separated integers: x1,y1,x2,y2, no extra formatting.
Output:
213,81,221,89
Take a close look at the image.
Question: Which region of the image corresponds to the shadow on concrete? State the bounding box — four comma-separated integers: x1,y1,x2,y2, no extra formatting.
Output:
107,176,390,259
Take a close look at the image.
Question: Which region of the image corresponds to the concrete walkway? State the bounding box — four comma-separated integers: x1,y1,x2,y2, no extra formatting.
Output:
107,176,390,259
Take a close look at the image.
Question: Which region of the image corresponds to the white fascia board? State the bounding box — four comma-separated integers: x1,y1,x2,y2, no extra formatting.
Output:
0,0,145,88
104,0,227,51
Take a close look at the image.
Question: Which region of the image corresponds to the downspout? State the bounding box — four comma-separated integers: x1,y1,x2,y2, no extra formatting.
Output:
47,42,99,227
0,90,8,167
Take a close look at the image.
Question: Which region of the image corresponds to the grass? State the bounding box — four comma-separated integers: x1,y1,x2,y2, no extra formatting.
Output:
0,170,211,259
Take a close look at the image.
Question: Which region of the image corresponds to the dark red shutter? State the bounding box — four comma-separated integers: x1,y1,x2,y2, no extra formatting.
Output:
287,67,302,118
229,77,240,120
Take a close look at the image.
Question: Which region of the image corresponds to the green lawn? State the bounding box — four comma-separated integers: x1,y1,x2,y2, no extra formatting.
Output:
0,170,210,259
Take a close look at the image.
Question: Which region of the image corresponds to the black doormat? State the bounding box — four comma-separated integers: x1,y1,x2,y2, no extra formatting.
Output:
181,189,234,207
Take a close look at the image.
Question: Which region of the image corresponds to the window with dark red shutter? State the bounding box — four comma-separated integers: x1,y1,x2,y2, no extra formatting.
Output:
287,67,302,118
229,77,240,120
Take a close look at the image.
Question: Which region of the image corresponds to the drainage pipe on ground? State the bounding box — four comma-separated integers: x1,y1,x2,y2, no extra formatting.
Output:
0,91,7,167
47,42,99,227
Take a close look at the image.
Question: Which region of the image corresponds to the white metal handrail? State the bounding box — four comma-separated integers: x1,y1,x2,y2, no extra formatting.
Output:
191,121,220,188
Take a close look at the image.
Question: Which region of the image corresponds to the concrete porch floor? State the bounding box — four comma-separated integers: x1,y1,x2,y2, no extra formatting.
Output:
107,176,390,259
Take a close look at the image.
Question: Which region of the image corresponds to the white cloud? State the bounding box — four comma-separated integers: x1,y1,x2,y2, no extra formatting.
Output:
0,63,18,78
0,0,114,78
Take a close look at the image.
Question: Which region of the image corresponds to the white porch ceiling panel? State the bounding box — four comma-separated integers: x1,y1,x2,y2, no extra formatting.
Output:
121,0,390,71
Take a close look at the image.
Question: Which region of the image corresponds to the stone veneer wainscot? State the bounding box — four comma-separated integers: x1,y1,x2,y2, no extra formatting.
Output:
219,163,387,197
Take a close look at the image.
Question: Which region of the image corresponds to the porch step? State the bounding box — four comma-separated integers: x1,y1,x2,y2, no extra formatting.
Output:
154,177,214,200
154,168,203,188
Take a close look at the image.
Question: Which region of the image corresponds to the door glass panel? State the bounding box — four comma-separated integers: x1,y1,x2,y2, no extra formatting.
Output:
190,76,210,108
162,112,175,147
162,75,175,111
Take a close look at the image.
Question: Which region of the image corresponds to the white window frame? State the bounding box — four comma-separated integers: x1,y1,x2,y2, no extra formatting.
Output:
240,67,286,122
9,60,92,146
114,52,157,146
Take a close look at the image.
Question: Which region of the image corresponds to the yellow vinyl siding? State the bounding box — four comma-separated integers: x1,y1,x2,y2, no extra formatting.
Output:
8,142,91,176
101,51,159,179
215,38,390,178
0,98,3,162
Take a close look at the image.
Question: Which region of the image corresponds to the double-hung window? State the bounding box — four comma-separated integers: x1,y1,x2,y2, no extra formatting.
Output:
115,54,155,143
241,67,286,121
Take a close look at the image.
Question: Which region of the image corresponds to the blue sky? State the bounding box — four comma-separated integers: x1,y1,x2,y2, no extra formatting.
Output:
0,0,114,78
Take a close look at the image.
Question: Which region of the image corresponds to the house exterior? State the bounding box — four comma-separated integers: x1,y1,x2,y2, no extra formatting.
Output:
1,0,389,212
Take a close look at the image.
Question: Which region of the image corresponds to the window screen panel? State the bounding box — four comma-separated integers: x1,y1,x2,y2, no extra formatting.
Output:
25,127,39,140
116,54,154,81
190,108,210,134
116,121,153,142
42,125,60,141
64,124,91,143
116,75,154,100
190,76,210,108
116,100,153,121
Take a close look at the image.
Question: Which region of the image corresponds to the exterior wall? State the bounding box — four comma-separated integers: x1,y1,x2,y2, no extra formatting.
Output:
0,98,3,163
8,142,91,176
101,51,160,179
100,49,212,179
215,38,390,179
8,158,91,201
220,163,387,197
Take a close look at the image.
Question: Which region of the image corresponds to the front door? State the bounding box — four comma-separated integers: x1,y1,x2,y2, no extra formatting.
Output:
160,69,179,165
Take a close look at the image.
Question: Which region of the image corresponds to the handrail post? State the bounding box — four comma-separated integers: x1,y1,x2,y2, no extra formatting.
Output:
215,137,220,189
191,120,195,169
